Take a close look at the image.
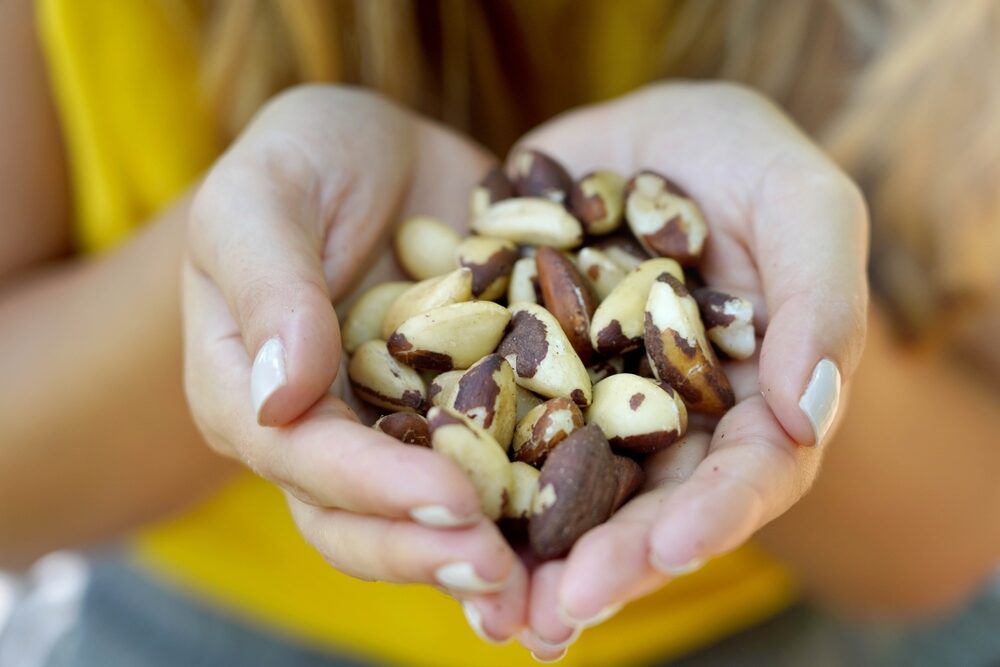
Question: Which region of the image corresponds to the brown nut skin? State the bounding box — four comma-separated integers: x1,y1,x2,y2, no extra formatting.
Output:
529,424,618,560
428,370,464,408
455,237,518,300
610,456,645,512
512,149,573,204
373,412,431,447
447,354,517,449
586,356,625,385
644,273,735,415
692,287,756,361
470,165,515,219
568,170,626,236
576,247,626,302
592,235,651,272
348,340,427,414
625,171,708,266
536,246,598,364
512,397,585,468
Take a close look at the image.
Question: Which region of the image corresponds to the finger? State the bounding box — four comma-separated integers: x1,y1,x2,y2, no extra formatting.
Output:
556,433,711,626
460,559,530,645
183,264,484,524
648,395,821,572
290,500,515,594
518,561,578,663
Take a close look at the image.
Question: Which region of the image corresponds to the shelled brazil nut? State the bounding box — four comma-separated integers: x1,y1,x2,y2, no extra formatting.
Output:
341,149,755,560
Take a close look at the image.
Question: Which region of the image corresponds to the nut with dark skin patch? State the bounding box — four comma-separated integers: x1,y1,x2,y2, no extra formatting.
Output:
348,340,427,414
472,198,584,249
586,355,624,385
625,170,709,266
692,287,756,360
586,373,687,454
387,301,511,371
446,354,518,448
536,246,598,364
576,247,626,302
427,407,513,521
644,273,735,415
512,397,585,467
428,370,463,408
497,303,593,406
469,165,515,219
610,455,645,512
529,424,618,559
511,149,573,204
373,412,431,447
568,170,626,235
592,235,650,272
381,268,473,339
589,258,684,356
454,236,518,300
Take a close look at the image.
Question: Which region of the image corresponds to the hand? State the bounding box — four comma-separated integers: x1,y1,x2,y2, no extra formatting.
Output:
182,86,526,642
509,82,869,660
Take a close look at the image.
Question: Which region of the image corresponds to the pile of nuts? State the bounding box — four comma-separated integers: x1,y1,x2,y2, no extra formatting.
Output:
343,150,755,559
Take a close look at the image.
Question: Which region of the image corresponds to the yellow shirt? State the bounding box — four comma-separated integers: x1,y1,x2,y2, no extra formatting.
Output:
36,1,796,664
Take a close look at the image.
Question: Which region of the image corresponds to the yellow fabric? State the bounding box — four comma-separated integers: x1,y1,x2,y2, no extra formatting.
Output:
36,1,797,664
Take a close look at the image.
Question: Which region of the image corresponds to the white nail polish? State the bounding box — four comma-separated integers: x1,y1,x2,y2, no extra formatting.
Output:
650,554,704,576
434,562,506,593
560,602,623,629
531,650,567,664
462,601,509,645
798,358,841,446
410,506,479,528
251,337,287,421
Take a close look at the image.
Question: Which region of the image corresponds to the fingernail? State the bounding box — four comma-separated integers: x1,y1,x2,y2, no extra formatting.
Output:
560,602,623,629
462,601,509,645
532,650,567,663
535,628,580,652
410,506,480,528
435,562,507,593
798,358,841,446
650,553,704,577
251,337,287,422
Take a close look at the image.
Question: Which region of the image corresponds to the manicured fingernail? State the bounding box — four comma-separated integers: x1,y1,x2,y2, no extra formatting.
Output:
410,506,480,528
559,601,623,629
650,553,704,576
251,337,286,422
462,601,509,645
435,562,507,593
536,628,580,652
532,650,567,663
798,358,841,446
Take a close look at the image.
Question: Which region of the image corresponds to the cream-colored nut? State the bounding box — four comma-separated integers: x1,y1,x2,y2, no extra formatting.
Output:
342,281,413,354
515,386,545,424
511,149,572,204
535,246,598,364
625,171,708,266
497,303,592,407
692,288,756,360
586,374,687,454
589,258,684,355
508,257,541,305
394,216,463,280
381,268,473,339
428,370,464,408
427,407,513,521
568,170,625,235
348,340,427,413
512,397,584,467
586,356,624,385
387,301,511,371
470,166,515,219
373,412,431,447
644,273,734,415
576,247,626,302
446,354,517,449
504,461,541,520
592,236,650,272
454,236,518,301
472,198,583,249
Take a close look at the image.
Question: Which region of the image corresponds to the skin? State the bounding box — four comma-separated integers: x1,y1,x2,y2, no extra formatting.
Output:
2,1,1000,660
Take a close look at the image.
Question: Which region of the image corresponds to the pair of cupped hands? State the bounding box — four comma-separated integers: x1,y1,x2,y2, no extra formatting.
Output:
183,81,868,661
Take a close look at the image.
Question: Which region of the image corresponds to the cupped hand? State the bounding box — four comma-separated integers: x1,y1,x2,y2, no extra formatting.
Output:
509,82,869,660
182,86,526,643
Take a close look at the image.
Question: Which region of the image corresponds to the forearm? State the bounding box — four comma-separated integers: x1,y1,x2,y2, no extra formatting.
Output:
759,309,1000,616
0,195,235,569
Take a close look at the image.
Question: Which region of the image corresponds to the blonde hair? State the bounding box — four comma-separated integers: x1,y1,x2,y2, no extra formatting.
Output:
197,0,1000,337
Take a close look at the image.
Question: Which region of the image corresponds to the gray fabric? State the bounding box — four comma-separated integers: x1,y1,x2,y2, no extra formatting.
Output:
36,557,1000,667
